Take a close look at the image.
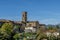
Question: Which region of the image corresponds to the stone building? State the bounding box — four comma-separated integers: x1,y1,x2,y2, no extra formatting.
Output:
21,12,39,28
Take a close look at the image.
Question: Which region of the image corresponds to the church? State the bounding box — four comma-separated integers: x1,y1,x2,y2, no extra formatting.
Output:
19,11,45,33
21,12,39,28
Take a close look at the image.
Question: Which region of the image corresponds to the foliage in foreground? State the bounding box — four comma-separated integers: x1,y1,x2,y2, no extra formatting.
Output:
0,22,60,40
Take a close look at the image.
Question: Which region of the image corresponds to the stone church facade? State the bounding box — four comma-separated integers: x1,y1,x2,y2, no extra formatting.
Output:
21,12,39,28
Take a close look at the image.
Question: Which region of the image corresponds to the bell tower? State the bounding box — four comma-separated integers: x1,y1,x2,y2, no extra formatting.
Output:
22,11,27,23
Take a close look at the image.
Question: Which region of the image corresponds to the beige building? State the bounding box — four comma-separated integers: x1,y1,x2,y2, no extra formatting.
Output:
21,12,39,27
20,11,46,33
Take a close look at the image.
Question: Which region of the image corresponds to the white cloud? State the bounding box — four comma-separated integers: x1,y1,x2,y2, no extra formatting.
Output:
40,18,60,25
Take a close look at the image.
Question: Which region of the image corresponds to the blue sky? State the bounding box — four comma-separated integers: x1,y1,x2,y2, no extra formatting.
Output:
0,0,60,25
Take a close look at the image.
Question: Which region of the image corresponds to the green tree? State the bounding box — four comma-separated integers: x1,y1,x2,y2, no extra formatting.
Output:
13,33,21,40
0,22,14,40
56,25,60,29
